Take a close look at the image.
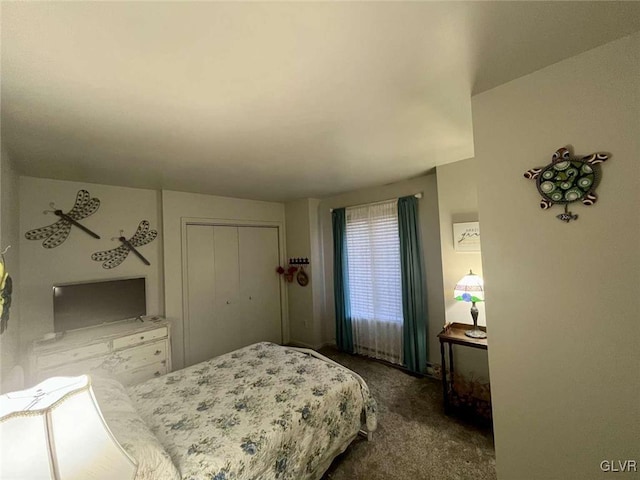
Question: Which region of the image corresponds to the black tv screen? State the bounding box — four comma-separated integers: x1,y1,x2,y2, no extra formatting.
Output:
53,277,146,333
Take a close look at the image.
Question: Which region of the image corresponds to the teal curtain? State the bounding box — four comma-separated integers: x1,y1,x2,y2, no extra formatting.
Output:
332,208,354,353
398,196,427,374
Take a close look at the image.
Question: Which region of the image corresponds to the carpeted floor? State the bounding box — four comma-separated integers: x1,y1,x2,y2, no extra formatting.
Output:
319,347,497,480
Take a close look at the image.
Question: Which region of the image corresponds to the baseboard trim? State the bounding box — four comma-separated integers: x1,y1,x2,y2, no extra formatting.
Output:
425,361,440,380
287,340,334,351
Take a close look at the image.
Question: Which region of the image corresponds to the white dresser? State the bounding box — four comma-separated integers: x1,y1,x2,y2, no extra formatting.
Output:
29,316,171,387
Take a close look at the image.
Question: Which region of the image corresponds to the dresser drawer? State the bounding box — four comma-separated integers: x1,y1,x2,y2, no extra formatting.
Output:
36,342,109,369
38,343,168,384
114,340,168,372
116,362,167,386
38,355,109,381
112,326,167,350
30,317,171,387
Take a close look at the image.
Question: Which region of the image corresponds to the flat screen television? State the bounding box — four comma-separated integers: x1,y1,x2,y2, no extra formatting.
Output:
53,277,147,333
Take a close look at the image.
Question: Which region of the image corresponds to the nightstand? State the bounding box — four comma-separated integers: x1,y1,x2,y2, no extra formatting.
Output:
437,322,488,414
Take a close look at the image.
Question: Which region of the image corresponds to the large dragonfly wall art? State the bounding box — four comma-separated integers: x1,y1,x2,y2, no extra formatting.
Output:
92,220,157,269
25,190,101,248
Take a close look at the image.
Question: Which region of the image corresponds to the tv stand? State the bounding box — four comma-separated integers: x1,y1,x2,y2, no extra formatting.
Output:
29,316,171,387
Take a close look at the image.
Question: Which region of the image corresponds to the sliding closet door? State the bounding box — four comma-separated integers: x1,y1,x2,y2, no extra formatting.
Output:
185,225,217,366
212,226,243,353
238,226,282,345
184,223,282,367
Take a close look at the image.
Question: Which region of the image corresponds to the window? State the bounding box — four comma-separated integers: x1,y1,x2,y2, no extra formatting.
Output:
345,200,403,324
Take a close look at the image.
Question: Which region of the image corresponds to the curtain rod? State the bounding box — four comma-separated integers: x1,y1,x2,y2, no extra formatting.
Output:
329,193,422,213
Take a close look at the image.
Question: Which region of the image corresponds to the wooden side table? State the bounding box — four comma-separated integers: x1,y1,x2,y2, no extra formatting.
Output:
437,322,488,414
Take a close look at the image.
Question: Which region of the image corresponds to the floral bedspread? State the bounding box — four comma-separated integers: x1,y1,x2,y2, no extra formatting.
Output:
127,342,377,480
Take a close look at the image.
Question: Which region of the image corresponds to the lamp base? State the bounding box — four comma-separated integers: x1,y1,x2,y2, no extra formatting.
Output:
465,302,486,339
465,328,487,339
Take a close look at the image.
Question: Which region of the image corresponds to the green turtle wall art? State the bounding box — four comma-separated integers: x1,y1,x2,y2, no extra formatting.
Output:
524,146,609,223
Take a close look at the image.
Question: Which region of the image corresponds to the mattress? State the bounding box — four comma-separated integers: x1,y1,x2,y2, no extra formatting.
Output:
126,342,377,480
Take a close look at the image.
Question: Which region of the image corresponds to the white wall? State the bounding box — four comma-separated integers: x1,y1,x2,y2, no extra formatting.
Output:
318,174,445,369
436,158,489,381
474,33,639,479
161,189,286,370
19,177,163,370
0,147,21,391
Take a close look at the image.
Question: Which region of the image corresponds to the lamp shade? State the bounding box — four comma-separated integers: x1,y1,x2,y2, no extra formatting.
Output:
0,375,137,480
453,271,484,303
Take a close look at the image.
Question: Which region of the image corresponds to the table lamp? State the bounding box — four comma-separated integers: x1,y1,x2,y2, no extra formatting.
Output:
0,375,137,480
454,270,486,339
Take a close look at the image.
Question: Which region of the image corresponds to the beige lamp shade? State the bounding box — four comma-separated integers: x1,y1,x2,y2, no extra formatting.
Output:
0,375,137,480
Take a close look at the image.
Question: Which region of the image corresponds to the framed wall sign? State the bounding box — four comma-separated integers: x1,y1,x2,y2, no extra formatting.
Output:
453,222,481,252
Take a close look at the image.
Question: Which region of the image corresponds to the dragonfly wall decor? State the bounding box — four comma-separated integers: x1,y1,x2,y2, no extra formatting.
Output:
91,220,157,269
25,190,101,248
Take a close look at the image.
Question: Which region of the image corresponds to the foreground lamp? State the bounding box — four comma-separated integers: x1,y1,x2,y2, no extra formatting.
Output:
0,375,137,480
454,270,486,339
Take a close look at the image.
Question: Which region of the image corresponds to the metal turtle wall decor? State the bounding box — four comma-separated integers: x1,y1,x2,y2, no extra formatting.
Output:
524,146,609,223
25,189,101,247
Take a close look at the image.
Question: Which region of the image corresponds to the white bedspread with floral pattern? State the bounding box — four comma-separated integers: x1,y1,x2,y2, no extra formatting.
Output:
127,342,377,480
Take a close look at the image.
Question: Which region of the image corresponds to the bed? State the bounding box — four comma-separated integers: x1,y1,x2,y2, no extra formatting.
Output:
92,342,377,480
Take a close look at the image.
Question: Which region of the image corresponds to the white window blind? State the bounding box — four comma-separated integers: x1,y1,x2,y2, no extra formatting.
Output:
345,200,403,324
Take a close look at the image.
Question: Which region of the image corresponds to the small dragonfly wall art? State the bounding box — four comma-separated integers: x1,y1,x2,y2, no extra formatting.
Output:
25,190,101,248
92,220,157,269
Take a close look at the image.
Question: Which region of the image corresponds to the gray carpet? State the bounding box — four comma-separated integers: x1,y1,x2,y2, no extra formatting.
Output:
319,347,496,480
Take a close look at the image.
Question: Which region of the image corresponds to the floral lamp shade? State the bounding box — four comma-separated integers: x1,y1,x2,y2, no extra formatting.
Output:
454,271,485,303
453,270,486,339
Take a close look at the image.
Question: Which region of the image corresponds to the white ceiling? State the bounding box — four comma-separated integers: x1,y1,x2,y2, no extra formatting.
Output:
2,2,639,201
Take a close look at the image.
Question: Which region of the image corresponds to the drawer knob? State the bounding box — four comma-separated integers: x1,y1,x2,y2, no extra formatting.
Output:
154,350,161,355
140,336,145,340
154,371,161,377
161,360,166,365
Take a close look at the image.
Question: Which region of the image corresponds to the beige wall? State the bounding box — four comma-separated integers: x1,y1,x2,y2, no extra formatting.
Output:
15,182,288,375
284,198,324,348
308,198,325,347
436,158,489,381
473,33,639,479
0,147,21,391
19,177,163,371
318,174,445,368
161,189,286,370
